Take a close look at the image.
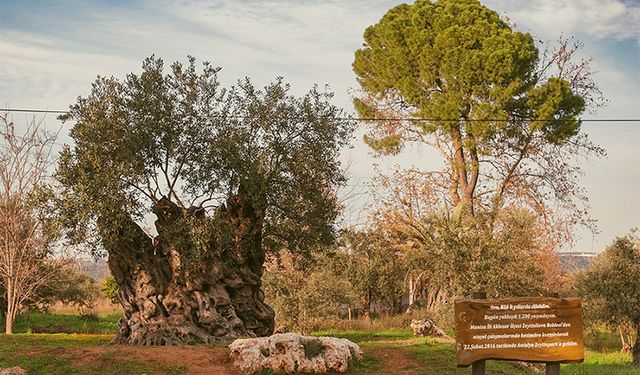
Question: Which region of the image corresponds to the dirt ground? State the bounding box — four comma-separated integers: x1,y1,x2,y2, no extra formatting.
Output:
63,346,240,374
365,347,426,374
26,345,418,374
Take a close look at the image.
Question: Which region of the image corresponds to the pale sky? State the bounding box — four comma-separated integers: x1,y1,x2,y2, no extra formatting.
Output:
1,0,638,252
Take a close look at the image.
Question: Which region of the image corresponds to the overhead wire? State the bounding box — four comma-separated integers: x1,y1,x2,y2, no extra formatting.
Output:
0,108,638,122
1,107,637,150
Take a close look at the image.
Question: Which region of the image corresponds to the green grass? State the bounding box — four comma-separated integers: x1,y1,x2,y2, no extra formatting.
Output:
312,328,531,374
410,338,537,374
584,326,631,352
561,350,640,375
1,315,638,374
0,334,110,374
347,352,380,373
11,311,121,334
0,333,186,375
0,332,112,350
313,328,640,375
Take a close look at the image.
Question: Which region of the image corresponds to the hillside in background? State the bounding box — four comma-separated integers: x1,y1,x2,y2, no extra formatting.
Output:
76,259,109,281
559,252,597,273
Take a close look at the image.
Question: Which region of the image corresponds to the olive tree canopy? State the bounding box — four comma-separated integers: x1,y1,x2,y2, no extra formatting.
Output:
57,56,354,344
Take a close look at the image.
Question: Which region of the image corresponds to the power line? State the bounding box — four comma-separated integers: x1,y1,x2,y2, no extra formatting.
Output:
1,108,638,123
1,109,68,114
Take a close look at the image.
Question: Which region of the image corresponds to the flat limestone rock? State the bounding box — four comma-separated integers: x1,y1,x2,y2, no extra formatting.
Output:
410,319,449,338
0,367,26,375
228,333,363,374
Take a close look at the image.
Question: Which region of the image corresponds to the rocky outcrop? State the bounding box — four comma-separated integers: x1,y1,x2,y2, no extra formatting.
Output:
228,333,363,374
410,319,449,338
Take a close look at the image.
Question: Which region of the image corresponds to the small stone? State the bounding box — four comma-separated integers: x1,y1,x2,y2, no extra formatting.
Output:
0,366,26,375
228,333,363,374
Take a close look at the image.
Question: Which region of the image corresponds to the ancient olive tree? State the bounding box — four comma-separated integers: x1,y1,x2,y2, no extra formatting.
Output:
0,115,61,334
574,235,640,366
353,0,603,227
56,56,353,345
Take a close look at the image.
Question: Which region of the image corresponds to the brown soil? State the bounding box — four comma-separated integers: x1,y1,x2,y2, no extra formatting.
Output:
23,344,421,374
365,347,426,375
50,345,239,375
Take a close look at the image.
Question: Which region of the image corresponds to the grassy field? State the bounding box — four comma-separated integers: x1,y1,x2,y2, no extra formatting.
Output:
315,329,640,375
10,311,121,334
0,333,188,375
1,313,638,374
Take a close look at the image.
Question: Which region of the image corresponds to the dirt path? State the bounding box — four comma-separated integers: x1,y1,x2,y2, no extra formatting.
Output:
45,345,240,374
366,346,426,374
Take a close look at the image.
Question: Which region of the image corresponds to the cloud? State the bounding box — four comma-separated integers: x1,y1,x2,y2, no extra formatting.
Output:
0,31,136,110
488,0,640,42
0,0,637,251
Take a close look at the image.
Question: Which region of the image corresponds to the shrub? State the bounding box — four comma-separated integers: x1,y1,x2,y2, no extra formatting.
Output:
101,275,119,305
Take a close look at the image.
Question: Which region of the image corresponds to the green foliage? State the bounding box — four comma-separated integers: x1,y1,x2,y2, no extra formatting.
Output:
101,275,119,305
340,230,405,316
353,0,602,229
56,56,354,260
263,230,408,333
263,254,353,333
353,0,583,153
585,324,629,352
393,207,552,299
574,235,640,329
36,265,101,311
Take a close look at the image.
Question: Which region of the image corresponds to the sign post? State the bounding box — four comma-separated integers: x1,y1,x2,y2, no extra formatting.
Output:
545,293,561,375
455,296,584,371
471,292,486,375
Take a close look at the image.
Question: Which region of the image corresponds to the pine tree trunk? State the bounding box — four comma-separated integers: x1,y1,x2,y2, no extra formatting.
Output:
102,196,275,345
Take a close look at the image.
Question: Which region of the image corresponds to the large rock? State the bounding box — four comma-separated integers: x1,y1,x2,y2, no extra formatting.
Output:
410,319,449,338
228,333,363,374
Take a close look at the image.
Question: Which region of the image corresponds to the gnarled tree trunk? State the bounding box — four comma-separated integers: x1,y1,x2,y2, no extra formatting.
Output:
102,196,275,345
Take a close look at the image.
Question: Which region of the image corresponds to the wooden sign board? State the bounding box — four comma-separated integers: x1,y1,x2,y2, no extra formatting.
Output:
455,297,584,367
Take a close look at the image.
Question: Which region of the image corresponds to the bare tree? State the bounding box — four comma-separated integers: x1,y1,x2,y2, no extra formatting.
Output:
0,113,60,334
